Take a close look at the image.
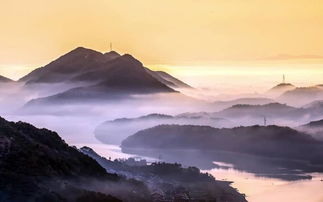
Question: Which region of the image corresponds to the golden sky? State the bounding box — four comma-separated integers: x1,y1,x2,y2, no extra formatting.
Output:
1,0,323,80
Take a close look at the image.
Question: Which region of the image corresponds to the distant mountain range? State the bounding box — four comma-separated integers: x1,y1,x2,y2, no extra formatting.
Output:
213,97,274,110
216,103,300,119
213,83,323,108
226,83,323,107
95,102,323,145
179,102,323,124
222,102,323,125
278,86,323,106
95,113,230,144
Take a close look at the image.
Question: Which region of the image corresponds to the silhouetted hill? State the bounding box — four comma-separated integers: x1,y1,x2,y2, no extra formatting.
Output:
122,125,323,165
278,86,323,106
214,97,274,110
95,113,229,144
0,116,152,202
19,47,199,105
211,102,323,126
266,83,295,97
19,47,186,91
0,75,13,83
109,113,174,124
269,83,295,91
215,103,302,119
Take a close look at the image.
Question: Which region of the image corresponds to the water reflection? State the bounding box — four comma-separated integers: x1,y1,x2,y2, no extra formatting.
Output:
208,168,323,202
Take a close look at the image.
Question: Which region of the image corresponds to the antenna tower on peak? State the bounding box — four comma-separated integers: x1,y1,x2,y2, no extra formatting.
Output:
264,116,267,126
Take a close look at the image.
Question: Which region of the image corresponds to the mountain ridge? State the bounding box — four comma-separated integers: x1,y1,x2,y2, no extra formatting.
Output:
19,47,189,89
0,75,13,83
121,124,323,166
0,116,152,202
18,47,198,106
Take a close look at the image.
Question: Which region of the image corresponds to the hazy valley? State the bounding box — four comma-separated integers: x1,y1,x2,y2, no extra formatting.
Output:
1,47,323,202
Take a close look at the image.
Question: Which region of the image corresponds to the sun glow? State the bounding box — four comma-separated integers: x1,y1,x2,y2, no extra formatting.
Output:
148,60,323,95
1,0,323,79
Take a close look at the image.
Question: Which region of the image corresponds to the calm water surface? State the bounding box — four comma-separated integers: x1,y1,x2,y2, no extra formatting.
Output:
79,143,323,202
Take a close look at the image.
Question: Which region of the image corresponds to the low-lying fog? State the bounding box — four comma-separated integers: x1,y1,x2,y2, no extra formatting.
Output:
2,81,323,144
0,84,210,144
2,77,323,202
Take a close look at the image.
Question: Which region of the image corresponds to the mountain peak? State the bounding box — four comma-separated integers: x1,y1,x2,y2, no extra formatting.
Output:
73,46,89,51
267,82,296,98
104,51,121,60
273,83,295,88
67,46,103,57
104,50,120,56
